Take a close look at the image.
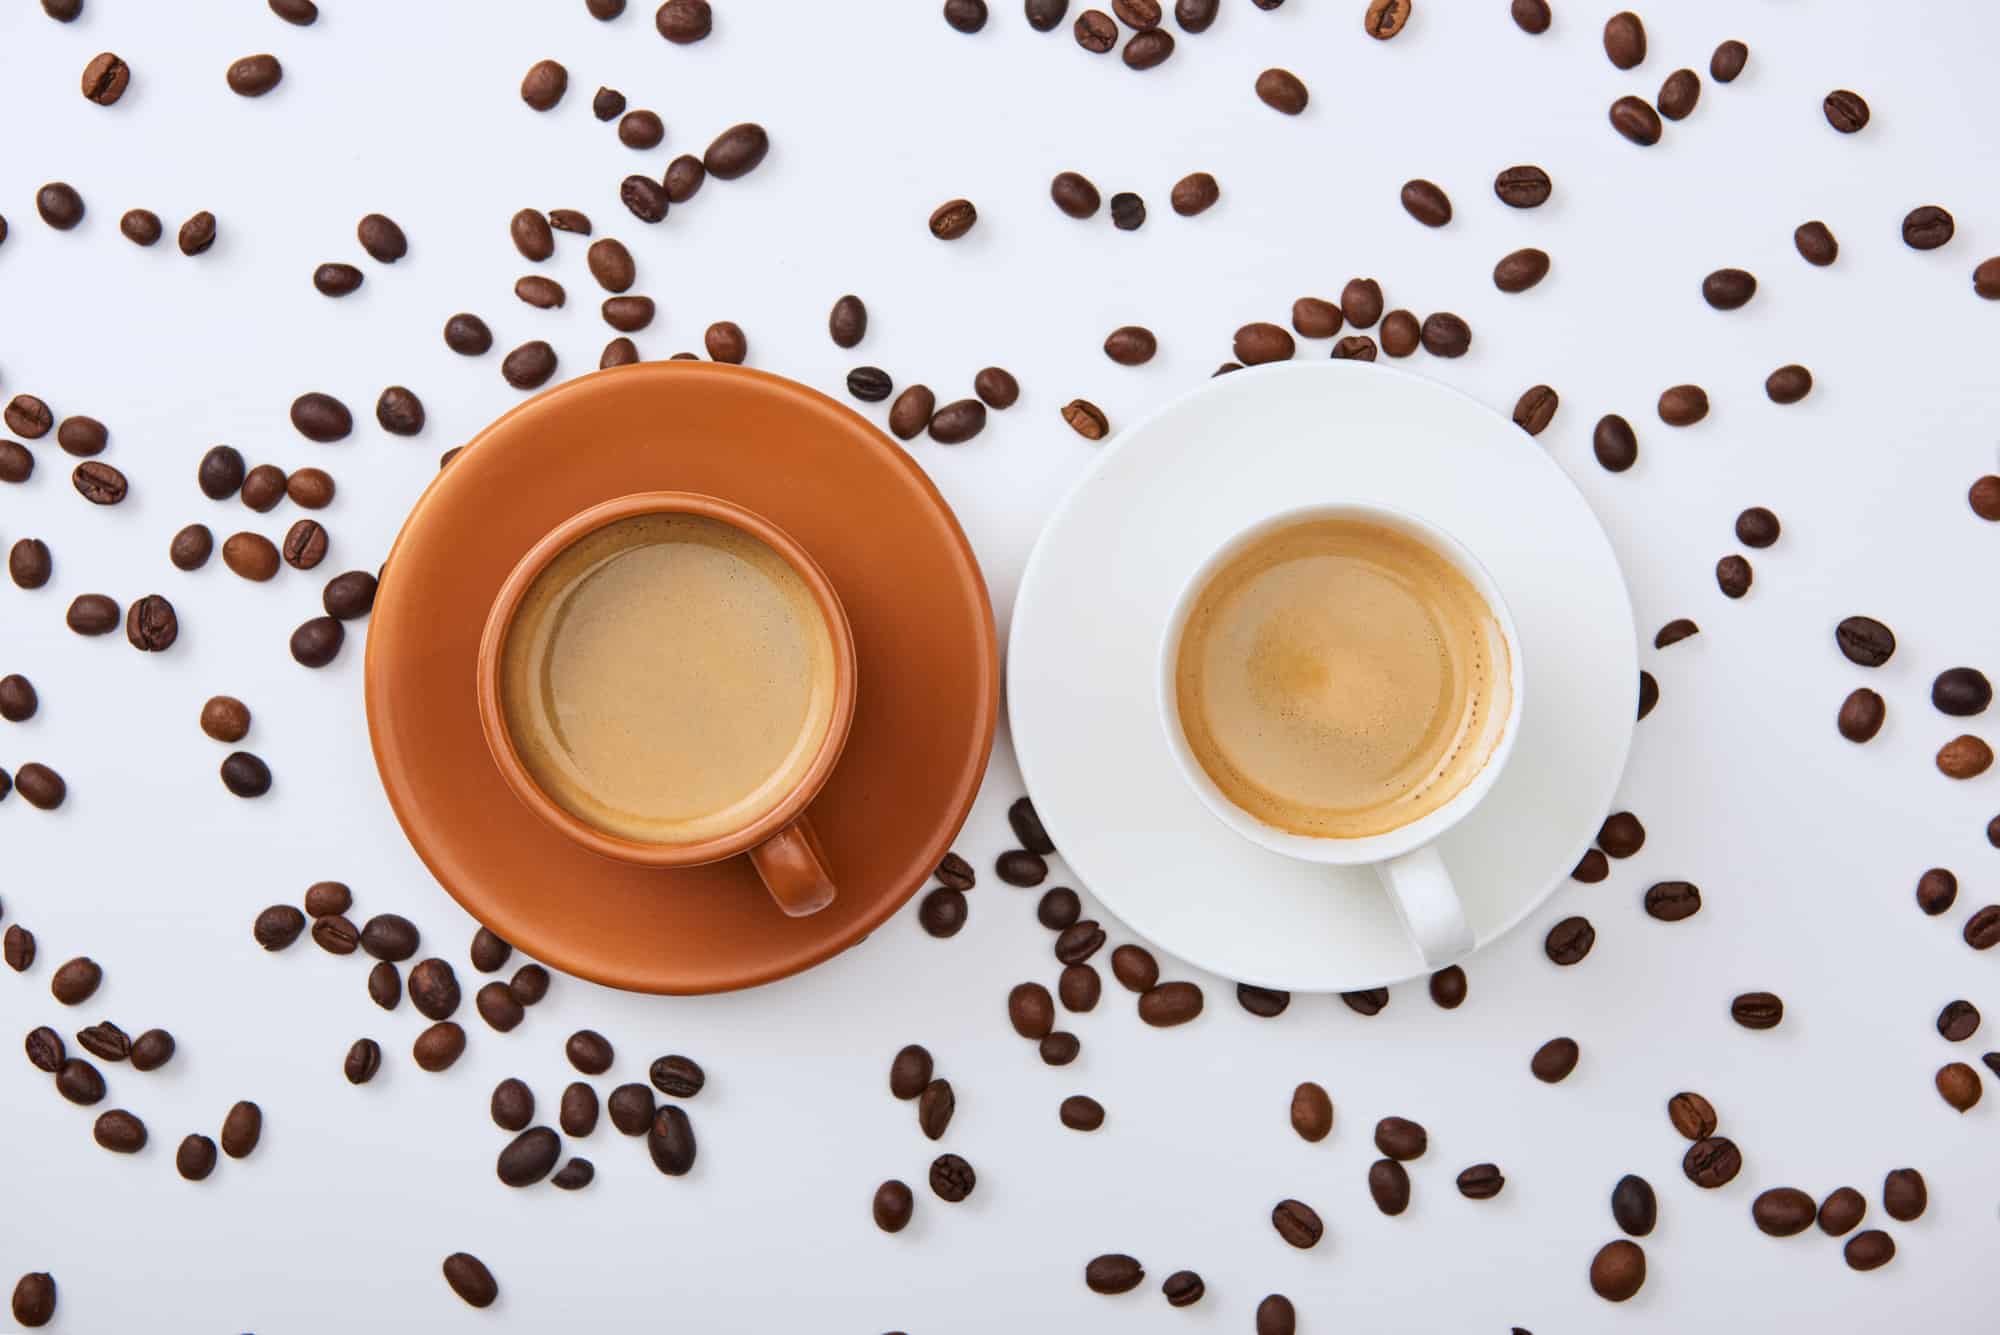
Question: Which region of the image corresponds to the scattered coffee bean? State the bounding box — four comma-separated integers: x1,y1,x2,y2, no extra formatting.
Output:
1290,1081,1332,1142
1966,904,2000,950
312,913,362,956
1448,1162,1504,1201
874,1178,914,1232
1084,1253,1144,1294
1364,0,1408,38
1532,1036,1579,1082
1544,916,1595,965
1730,991,1783,1030
220,1099,262,1158
555,1154,593,1186
475,981,524,1032
15,762,65,809
491,1078,534,1131
846,366,893,403
1883,1167,1926,1220
1510,0,1549,32
409,958,462,1020
515,274,565,310
1602,10,1645,67
1590,1239,1646,1302
282,520,329,572
56,416,106,456
1513,385,1559,434
996,849,1047,886
121,1031,172,1075
290,392,352,443
918,1077,956,1137
1138,980,1203,1026
1027,0,1069,29
1658,384,1709,426
1104,325,1157,366
501,341,558,389
79,51,130,106
1059,963,1101,1012
1937,999,1980,1042
1572,848,1609,882
75,1022,129,1063
366,960,401,1011
1732,506,1781,549
498,1126,561,1185
1683,1135,1742,1188
1400,179,1452,227
223,533,280,582
888,385,936,440
1708,38,1748,81
1764,364,1812,404
1009,981,1056,1039
227,53,283,96
289,616,344,667
72,460,127,505
24,1026,62,1072
973,367,1019,409
617,108,665,150
1643,880,1702,922
889,1044,933,1100
240,464,287,512
175,1132,219,1181
548,208,591,235
1420,312,1470,357
1819,1186,1865,1235
1593,414,1638,472
1255,68,1308,115
1975,259,2000,300
4,395,51,439
413,1021,466,1072
697,320,744,362
1667,1091,1717,1141
1756,1189,1816,1237
928,198,978,241
508,964,549,1007
1057,1094,1105,1131
1054,920,1105,965
1123,27,1175,67
1342,987,1388,1016
928,399,987,444
170,525,214,570
112,207,159,247
442,1253,498,1309
600,338,639,369
177,211,217,256
1047,173,1107,223
285,466,336,510
1916,868,1958,915
1169,171,1219,217
1292,298,1342,338
302,881,350,918
1062,398,1109,439
1702,268,1757,310
1716,554,1752,599
703,123,769,180
567,1029,613,1075
560,1081,600,1136
588,238,641,291
1610,96,1663,146
1494,165,1552,210
518,58,567,110
1234,322,1296,365
1610,1174,1657,1236
1933,667,1992,716
35,183,84,230
343,1037,381,1085
620,174,669,222
656,0,712,42
647,1054,704,1099
1794,220,1839,266
1844,1230,1895,1271
1655,618,1699,649
608,1082,655,1135
93,1109,146,1154
592,85,626,120
1074,8,1117,50
0,441,31,484
253,904,306,951
1659,68,1700,120
10,1272,56,1328
1375,1115,1427,1160
1823,89,1870,133
1238,983,1289,1017
1271,1198,1323,1248
1368,1158,1411,1215
929,1151,974,1201
1109,943,1158,992
918,887,967,937
0,674,36,722
353,214,406,264
56,1057,103,1104
1938,735,1993,779
1331,335,1377,361
1428,965,1467,1008
1836,616,1896,667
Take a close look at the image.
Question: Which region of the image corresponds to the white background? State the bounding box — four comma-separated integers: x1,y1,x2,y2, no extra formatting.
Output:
3,1,1998,1330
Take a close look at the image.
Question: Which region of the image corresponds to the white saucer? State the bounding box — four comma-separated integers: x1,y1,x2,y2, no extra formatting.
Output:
1008,361,1638,992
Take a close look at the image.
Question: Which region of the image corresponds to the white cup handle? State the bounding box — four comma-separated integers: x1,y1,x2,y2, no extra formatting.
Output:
1376,844,1475,969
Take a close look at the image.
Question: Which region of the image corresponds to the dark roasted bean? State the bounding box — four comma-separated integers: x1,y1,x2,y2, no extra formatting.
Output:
1531,1036,1579,1082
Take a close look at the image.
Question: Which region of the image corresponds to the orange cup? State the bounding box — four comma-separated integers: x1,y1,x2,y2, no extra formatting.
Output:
475,491,857,917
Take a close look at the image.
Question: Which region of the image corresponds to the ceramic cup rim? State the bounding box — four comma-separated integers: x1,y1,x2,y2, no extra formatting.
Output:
1156,500,1525,865
474,489,859,868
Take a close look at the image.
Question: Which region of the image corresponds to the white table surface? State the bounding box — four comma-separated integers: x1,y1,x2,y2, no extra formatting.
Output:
3,1,1997,1330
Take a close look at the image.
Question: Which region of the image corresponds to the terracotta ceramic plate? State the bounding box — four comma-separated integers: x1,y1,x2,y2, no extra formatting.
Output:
364,363,998,994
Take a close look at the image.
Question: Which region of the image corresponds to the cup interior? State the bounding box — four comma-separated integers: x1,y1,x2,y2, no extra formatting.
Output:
1158,501,1524,865
476,491,857,869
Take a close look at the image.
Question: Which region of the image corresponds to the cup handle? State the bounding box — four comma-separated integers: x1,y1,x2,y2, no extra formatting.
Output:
1376,844,1475,969
748,814,837,918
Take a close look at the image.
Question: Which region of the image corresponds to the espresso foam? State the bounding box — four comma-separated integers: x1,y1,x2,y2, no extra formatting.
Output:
499,513,837,845
1173,518,1511,839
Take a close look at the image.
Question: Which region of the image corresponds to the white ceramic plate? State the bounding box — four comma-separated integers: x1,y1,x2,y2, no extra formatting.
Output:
1008,361,1639,991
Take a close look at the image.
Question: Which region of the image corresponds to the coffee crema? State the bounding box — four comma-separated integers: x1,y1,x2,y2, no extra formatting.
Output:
1173,518,1511,839
499,513,838,845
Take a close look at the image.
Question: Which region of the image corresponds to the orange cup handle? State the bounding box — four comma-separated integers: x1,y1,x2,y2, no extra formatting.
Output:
748,814,837,917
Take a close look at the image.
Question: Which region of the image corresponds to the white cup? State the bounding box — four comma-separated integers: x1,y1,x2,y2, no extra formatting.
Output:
1157,503,1526,969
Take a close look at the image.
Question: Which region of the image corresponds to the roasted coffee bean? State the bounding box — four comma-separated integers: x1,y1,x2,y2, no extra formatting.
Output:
283,466,337,511
1400,179,1452,227
1916,868,1959,915
1290,1081,1332,1142
560,1081,599,1136
1123,28,1175,67
113,207,160,246
412,1020,466,1072
1845,1230,1895,1271
1933,667,1993,716
1169,171,1219,217
1658,68,1700,120
1234,322,1296,365
220,1099,262,1158
1757,364,1814,407
1073,8,1117,49
342,1037,381,1085
656,0,712,41
1139,980,1203,1026
1495,164,1552,208
490,1078,535,1131
290,392,352,443
498,1126,561,1185
1596,811,1644,857
0,441,31,484
1271,1198,1322,1248
475,981,523,1032
1818,1186,1866,1235
1655,618,1699,648
1683,1135,1741,1188
1109,944,1158,992
76,1022,129,1063
1703,37,1748,81
1420,312,1470,357
1331,335,1377,361
516,274,565,310
408,958,462,1020
1256,1294,1297,1335
1292,298,1342,338
1602,10,1645,67
1572,849,1609,882
1342,987,1388,1016
168,524,214,571
1053,1095,1105,1133
0,674,36,722
996,849,1047,886
1374,1115,1427,1160
56,416,106,456
15,762,65,809
554,1155,597,1187
82,52,132,107
10,1272,57,1328
301,881,350,918
174,1132,219,1182
254,904,307,951
1835,616,1896,667
196,444,247,500
591,85,628,121
56,1057,104,1105
889,1044,933,1099
1531,1036,1580,1082
1938,735,1993,780
1238,983,1290,1017
1062,398,1109,439
1255,67,1308,115
1111,0,1159,25
1590,1239,1646,1301
1795,220,1839,266
1513,385,1559,434
927,1151,973,1201
1428,965,1467,1009
1104,326,1157,366
350,215,406,267
1716,554,1752,599
1883,1167,1926,1220
600,338,640,369
1059,963,1100,1012
93,1109,147,1153
620,174,670,222
311,913,362,956
227,53,283,96
1667,1091,1717,1141
1009,981,1056,1038
441,1253,498,1309
517,58,567,110
566,1029,613,1075
1028,0,1070,29
888,386,936,441
1731,506,1781,549
1368,1158,1411,1215
615,108,665,151
282,521,328,572
599,296,654,333
541,208,590,238
1938,1061,1982,1111
1702,268,1757,310
928,399,987,445
1974,258,2000,300
4,395,51,439
928,199,977,241
642,1054,704,1101
237,464,286,512
25,1027,63,1073
1050,172,1103,221
442,313,493,357
6,928,37,973
36,183,84,230
1084,1253,1144,1294
289,616,344,668
363,961,402,1013
501,341,558,389
1730,991,1783,1030
703,122,769,180
1361,0,1408,36
1453,1163,1505,1200
508,964,549,1006
119,1030,171,1074
73,460,127,505
1823,89,1870,133
873,1178,915,1233
177,211,217,256
50,957,101,1006
823,294,870,350
1155,1270,1204,1307
1747,1186,1818,1238
918,1077,956,1138
223,533,280,582
1658,384,1709,425
697,320,746,362
917,887,967,937
1965,905,2000,950
607,1082,655,1135
1643,880,1702,922
1592,414,1637,472
846,366,893,403
1054,920,1105,965
1610,96,1663,146
1544,916,1595,965
973,367,1019,410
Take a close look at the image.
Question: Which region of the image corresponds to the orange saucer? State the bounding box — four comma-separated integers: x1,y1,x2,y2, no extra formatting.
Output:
364,363,998,994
